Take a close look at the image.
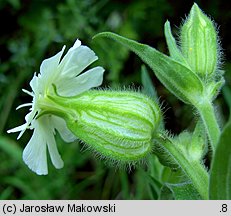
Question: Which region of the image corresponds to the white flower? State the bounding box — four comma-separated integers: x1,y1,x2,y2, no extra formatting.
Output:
7,39,104,175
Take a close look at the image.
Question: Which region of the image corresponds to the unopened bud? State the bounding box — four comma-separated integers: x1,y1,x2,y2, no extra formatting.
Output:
181,3,219,78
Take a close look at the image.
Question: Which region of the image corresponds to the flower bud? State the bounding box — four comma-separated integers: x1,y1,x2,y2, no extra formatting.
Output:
52,90,162,163
180,3,219,78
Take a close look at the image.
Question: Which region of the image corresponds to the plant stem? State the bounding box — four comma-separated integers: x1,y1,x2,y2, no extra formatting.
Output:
155,135,209,200
196,100,220,151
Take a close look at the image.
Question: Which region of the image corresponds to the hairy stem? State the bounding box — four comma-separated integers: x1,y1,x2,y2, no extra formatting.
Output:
196,100,220,151
155,135,209,200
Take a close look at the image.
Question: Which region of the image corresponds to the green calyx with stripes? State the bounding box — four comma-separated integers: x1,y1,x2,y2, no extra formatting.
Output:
42,90,162,163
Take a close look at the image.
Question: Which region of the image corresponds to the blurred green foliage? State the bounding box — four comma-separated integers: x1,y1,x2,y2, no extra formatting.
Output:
0,0,230,199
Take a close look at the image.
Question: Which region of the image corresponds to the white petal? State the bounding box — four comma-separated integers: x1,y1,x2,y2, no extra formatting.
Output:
25,110,37,125
29,74,39,94
59,45,98,78
46,137,64,169
38,46,65,93
23,116,64,175
57,66,104,96
51,116,76,143
40,46,65,77
70,39,81,50
22,122,48,175
38,117,64,170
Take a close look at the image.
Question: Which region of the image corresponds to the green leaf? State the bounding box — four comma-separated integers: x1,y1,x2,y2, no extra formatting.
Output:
141,65,165,130
0,187,14,199
209,119,231,199
159,185,174,200
119,171,130,199
206,78,225,101
161,182,201,200
222,85,231,110
152,139,179,169
161,167,187,184
0,136,22,162
164,21,189,67
94,32,204,105
4,177,39,199
146,174,162,200
141,65,158,100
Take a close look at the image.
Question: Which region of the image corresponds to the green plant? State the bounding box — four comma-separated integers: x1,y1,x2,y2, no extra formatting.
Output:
4,2,231,200
93,3,229,200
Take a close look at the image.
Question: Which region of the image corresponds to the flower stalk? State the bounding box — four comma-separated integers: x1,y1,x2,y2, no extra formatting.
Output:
196,100,220,150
